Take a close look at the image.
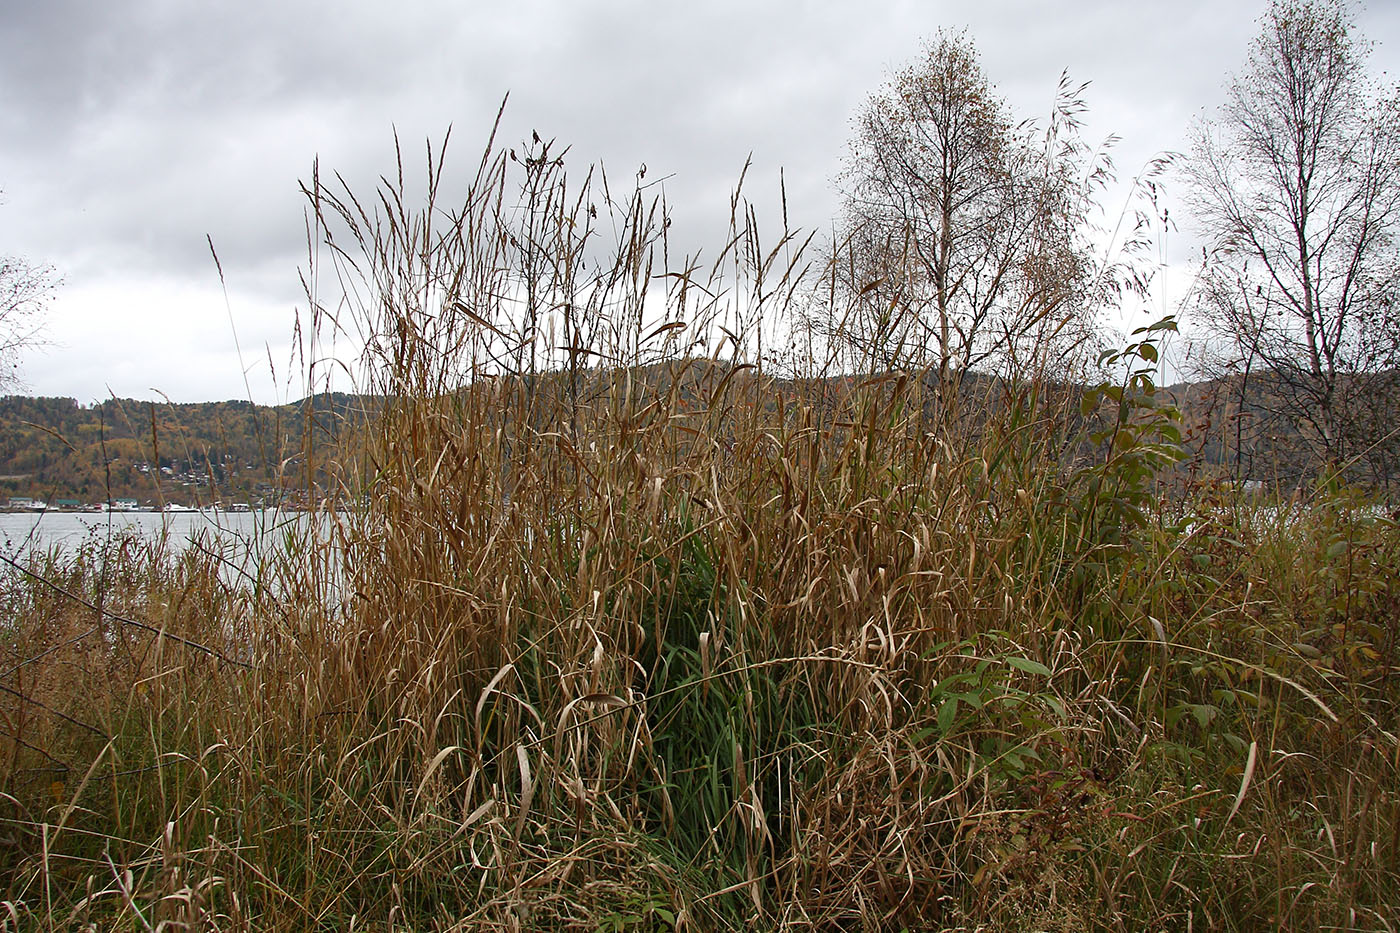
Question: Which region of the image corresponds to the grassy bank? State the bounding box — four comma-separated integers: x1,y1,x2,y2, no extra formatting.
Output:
0,134,1395,931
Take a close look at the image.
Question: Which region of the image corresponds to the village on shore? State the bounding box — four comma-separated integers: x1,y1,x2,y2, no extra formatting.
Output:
2,495,306,514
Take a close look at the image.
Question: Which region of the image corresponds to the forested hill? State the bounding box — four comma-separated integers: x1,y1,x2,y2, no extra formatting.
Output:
0,394,362,507
2,365,1388,509
1163,368,1400,491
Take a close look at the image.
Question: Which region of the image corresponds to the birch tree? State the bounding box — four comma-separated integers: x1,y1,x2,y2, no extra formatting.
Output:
1185,0,1400,483
830,31,1107,393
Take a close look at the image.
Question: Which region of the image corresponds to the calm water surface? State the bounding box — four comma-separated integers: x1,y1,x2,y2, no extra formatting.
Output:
0,509,349,605
0,510,301,555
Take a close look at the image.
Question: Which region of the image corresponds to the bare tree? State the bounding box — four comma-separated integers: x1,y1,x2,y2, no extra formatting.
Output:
1184,0,1400,486
0,254,52,391
0,192,54,390
826,31,1114,396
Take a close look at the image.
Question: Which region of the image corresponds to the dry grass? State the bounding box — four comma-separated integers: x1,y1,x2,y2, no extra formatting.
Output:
0,128,1395,931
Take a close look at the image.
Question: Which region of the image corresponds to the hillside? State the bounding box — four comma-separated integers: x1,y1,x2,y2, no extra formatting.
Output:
0,393,363,507
1165,368,1400,491
4,361,1396,511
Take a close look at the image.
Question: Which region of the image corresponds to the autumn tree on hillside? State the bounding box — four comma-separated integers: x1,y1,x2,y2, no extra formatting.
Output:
1185,0,1400,486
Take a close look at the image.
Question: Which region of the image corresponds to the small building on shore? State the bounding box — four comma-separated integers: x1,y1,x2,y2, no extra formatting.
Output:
5,497,46,511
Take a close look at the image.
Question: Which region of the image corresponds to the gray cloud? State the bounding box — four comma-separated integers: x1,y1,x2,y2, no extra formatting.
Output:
1,0,1396,401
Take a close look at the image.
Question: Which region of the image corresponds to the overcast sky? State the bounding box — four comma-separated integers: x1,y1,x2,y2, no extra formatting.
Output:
2,0,1397,404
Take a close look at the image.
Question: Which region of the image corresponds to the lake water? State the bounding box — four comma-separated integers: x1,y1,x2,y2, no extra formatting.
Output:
0,509,334,590
0,510,300,556
0,509,353,609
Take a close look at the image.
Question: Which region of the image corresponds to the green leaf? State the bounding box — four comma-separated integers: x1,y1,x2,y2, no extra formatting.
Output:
938,698,959,733
1006,657,1052,677
1190,704,1217,728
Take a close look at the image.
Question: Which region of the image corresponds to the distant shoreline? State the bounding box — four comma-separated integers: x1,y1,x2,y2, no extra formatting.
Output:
0,504,289,515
